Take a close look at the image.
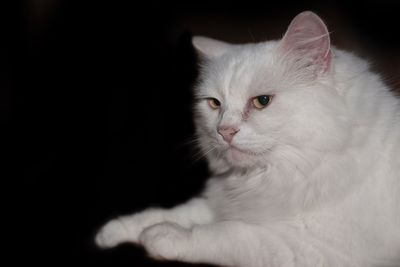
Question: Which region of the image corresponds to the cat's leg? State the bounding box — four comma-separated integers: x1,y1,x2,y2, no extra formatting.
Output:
138,221,354,267
138,221,268,267
95,198,214,248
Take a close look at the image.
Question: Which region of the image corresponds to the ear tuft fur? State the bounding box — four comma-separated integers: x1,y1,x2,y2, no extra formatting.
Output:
192,36,232,59
281,11,331,73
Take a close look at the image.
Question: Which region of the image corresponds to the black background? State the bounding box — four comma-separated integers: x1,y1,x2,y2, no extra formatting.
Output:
4,1,399,266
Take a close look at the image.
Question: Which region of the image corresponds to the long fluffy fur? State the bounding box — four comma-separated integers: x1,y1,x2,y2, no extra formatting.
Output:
96,12,400,266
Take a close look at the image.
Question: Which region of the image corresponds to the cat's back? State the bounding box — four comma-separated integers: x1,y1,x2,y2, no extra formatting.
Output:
329,50,400,261
332,49,400,159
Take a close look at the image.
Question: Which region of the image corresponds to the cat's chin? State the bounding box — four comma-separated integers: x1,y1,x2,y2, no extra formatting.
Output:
225,147,260,168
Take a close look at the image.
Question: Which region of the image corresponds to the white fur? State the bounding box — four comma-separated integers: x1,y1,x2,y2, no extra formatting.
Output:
96,11,400,266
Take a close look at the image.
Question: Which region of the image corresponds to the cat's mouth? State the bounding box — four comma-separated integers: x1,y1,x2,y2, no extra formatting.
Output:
229,145,252,155
226,145,257,162
223,144,270,167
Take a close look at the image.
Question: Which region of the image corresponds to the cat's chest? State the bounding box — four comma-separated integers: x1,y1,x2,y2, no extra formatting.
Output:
212,174,296,222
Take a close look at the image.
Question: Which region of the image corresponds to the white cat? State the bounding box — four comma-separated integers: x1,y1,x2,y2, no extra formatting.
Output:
96,11,400,267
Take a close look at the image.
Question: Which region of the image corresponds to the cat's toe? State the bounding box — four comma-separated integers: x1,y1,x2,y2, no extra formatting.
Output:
139,222,190,260
95,219,129,248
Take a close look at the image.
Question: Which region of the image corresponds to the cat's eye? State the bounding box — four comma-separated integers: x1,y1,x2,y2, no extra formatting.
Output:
207,98,221,109
252,95,273,109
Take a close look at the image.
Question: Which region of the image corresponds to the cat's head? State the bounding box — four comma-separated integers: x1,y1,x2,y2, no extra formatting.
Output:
193,11,351,172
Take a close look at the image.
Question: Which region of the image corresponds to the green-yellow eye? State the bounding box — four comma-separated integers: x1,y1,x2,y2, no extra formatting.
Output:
208,98,221,109
252,95,273,109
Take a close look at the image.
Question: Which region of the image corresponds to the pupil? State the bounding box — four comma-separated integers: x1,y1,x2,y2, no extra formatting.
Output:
258,95,269,105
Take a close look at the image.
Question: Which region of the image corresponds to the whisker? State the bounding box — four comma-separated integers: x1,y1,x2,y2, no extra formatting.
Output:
177,136,201,149
192,145,218,163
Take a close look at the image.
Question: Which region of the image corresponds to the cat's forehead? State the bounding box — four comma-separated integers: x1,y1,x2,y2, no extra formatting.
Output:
199,41,280,99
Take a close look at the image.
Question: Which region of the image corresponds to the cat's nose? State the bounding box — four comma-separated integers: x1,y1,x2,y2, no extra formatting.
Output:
218,125,239,144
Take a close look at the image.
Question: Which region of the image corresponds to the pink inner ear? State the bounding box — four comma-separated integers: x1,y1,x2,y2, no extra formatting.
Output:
281,11,331,72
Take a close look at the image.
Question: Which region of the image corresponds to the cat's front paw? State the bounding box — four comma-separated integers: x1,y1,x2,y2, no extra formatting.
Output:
96,219,129,248
139,222,190,260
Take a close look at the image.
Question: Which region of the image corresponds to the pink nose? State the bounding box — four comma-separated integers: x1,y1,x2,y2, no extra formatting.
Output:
218,125,239,143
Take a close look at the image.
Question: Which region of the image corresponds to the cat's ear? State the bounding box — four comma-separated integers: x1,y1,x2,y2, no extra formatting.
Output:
280,11,331,73
192,36,232,59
